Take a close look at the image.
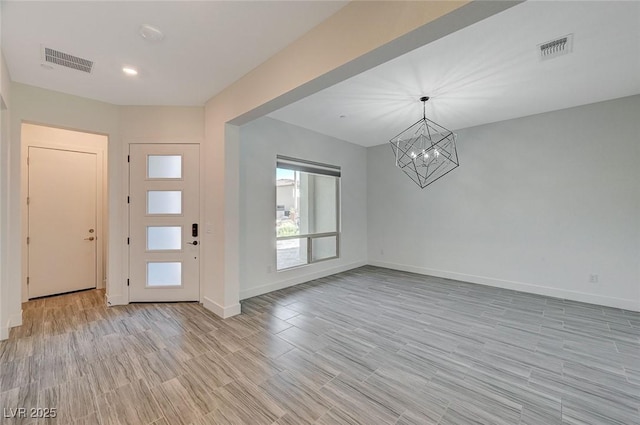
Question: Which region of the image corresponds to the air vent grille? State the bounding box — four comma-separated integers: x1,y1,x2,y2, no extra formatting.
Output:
539,34,573,61
43,47,93,73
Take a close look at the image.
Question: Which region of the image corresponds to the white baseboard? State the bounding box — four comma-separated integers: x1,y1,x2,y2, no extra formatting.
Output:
370,260,639,312
9,311,23,327
240,260,367,300
1,310,23,341
106,293,126,306
203,296,241,319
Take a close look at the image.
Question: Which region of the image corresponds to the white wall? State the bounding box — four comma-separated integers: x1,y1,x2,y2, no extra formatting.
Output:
238,117,367,299
0,2,13,338
120,106,204,143
368,95,640,311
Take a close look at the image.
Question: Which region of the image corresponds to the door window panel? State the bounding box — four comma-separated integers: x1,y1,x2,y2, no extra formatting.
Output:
147,262,182,286
148,155,182,179
147,226,182,250
147,191,182,214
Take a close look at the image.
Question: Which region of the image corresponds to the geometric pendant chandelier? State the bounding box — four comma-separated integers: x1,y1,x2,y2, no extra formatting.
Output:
389,96,459,188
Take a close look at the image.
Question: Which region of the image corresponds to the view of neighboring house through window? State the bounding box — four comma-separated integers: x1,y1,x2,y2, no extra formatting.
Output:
276,156,340,270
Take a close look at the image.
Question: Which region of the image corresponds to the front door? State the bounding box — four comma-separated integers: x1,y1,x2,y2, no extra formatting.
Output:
28,147,97,298
129,144,200,302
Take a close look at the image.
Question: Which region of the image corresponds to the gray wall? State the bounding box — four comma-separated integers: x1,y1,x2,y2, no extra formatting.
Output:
239,117,367,299
368,95,640,310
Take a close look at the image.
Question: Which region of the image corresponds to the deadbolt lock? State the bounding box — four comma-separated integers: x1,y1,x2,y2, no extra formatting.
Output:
89,229,95,233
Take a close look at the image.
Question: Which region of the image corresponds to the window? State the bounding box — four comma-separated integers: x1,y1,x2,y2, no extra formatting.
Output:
276,156,340,270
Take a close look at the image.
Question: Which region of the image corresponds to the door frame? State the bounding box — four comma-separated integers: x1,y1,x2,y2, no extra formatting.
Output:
125,142,204,305
21,123,107,301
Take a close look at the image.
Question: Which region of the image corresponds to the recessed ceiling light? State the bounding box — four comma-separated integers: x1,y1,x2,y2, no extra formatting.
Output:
123,67,138,76
139,24,164,42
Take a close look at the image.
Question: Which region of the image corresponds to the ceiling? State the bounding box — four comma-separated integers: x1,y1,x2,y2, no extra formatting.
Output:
269,1,640,147
1,1,346,106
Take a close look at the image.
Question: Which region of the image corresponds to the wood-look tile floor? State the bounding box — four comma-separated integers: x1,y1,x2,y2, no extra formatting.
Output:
1,266,639,425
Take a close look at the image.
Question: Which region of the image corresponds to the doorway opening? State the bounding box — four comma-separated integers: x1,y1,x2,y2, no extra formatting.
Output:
21,123,108,300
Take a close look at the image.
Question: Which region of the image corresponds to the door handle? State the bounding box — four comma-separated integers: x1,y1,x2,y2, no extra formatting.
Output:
84,236,95,241
187,241,198,246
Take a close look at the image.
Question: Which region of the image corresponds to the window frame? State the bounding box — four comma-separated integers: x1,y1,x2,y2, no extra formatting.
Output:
275,156,341,271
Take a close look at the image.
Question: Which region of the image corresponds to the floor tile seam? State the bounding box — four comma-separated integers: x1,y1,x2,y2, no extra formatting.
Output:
553,380,640,415
622,367,640,386
561,359,631,384
559,395,640,425
459,366,531,411
433,399,452,425
36,379,97,424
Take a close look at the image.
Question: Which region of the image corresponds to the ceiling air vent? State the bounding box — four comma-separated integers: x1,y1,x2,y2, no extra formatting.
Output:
42,47,93,73
538,34,573,61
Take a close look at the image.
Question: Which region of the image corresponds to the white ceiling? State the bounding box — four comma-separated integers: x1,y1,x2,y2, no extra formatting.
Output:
1,1,346,106
269,1,640,147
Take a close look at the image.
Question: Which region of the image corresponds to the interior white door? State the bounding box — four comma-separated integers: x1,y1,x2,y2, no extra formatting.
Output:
129,144,200,302
28,147,97,298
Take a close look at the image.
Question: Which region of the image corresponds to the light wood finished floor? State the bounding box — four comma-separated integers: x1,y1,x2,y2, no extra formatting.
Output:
1,266,639,424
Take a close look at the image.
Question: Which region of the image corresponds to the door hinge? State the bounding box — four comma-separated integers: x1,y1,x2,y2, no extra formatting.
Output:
26,197,30,205
26,236,30,244
127,196,130,204
127,155,130,163
127,279,130,287
27,277,30,285
127,237,130,245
